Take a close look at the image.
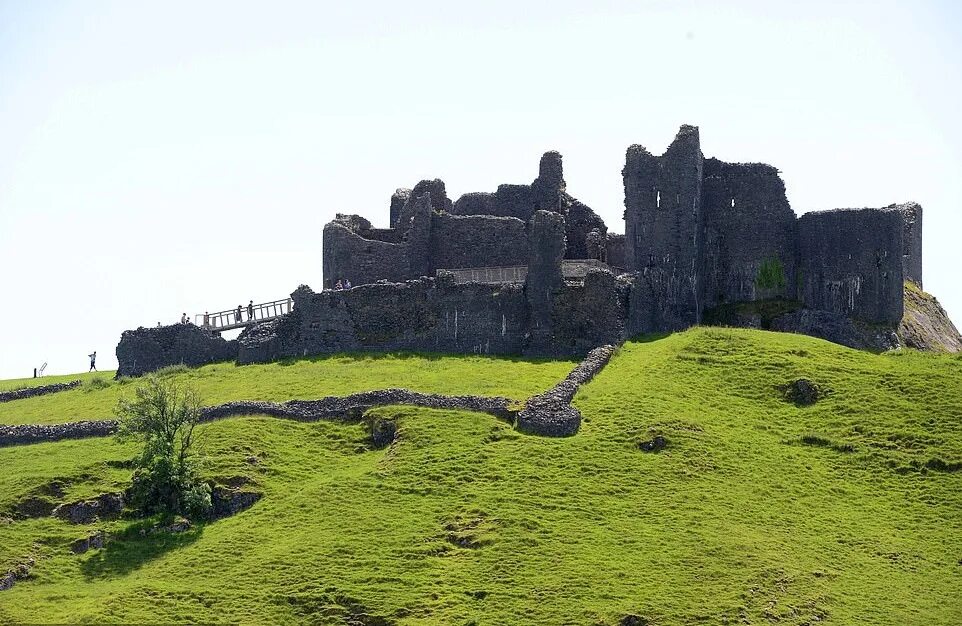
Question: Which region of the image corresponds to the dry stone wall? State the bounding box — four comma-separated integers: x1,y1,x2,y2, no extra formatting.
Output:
0,380,81,403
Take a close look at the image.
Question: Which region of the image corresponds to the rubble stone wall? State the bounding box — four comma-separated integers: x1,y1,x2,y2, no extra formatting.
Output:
322,219,409,289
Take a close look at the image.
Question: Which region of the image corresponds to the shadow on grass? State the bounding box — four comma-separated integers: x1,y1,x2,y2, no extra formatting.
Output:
626,332,673,344
80,519,204,579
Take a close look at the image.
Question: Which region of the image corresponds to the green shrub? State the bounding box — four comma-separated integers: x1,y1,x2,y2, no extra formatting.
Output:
756,257,787,291
115,376,211,520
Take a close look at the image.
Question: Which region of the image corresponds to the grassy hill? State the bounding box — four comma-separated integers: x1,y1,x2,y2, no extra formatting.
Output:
0,328,960,624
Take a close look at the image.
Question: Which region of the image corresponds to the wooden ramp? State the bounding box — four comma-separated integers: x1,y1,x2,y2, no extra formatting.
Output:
195,298,292,332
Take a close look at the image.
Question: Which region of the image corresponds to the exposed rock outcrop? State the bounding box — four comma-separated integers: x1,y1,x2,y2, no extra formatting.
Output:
898,282,962,352
52,493,124,524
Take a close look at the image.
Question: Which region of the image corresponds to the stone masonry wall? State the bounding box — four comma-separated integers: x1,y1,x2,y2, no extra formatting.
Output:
322,218,409,289
623,125,704,329
524,210,567,355
548,269,625,355
889,202,922,287
389,188,411,229
700,158,797,304
238,278,531,362
797,208,904,324
430,213,528,270
115,324,238,378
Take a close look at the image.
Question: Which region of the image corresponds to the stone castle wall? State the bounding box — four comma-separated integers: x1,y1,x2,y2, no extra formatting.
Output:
323,151,616,289
623,125,704,328
117,126,943,378
797,208,904,324
700,159,797,305
431,213,528,270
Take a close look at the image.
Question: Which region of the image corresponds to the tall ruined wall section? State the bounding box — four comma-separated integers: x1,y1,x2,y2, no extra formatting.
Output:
524,210,567,355
797,208,904,325
450,151,613,262
322,216,410,289
700,158,797,304
623,125,704,330
890,202,922,287
430,214,528,270
325,151,618,290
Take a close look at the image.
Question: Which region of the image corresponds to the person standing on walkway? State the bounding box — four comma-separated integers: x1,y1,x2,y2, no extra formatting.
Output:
203,311,209,327
88,351,97,372
181,312,187,324
248,300,254,321
235,305,242,323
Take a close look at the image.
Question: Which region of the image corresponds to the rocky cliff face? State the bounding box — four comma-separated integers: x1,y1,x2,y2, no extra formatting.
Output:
898,282,962,352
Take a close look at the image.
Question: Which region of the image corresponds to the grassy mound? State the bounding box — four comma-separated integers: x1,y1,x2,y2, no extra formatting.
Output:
1,328,960,624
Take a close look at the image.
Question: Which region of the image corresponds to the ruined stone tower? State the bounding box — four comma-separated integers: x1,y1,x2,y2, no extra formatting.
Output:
623,125,704,329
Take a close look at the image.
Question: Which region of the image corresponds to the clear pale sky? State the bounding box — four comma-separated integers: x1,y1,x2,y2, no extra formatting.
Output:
1,0,960,379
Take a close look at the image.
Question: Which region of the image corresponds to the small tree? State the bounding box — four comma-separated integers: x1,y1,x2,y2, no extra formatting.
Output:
116,376,211,520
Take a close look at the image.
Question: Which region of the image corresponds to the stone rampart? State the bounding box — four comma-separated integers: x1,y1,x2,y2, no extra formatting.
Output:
889,202,922,287
115,324,237,378
623,125,704,328
322,218,409,289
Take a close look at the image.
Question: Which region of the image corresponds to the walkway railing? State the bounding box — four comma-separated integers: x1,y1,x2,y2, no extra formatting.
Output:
195,298,293,332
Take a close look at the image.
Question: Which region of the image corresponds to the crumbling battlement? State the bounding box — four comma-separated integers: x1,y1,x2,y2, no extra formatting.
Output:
115,324,238,378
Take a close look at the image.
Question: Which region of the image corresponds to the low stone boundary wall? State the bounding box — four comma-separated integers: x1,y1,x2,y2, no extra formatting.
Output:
0,390,518,447
0,420,120,447
0,350,623,447
0,380,81,404
200,389,517,424
516,344,616,437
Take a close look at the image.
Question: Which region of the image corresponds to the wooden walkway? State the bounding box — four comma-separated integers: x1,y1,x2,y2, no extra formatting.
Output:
195,298,293,332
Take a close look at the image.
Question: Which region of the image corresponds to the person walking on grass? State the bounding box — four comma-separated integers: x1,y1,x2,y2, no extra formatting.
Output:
88,351,97,372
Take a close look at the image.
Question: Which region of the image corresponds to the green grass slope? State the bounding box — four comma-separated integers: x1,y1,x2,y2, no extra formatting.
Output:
0,353,573,426
1,328,960,625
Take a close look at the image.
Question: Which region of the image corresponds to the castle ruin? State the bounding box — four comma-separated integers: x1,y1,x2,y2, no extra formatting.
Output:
116,125,958,376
